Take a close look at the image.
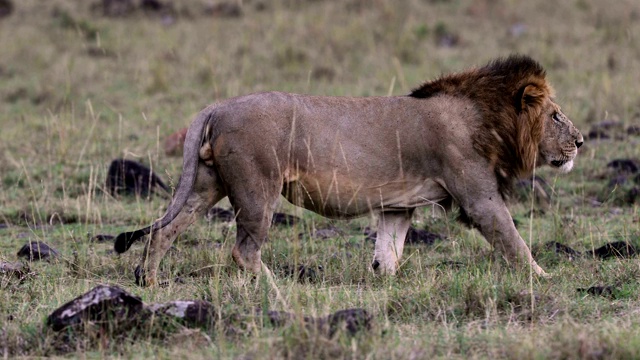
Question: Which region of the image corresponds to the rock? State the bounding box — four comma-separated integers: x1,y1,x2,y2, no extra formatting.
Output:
0,261,29,280
280,264,323,282
47,284,146,332
514,175,552,210
101,0,135,17
326,308,373,337
271,213,301,227
405,227,445,245
590,241,637,260
205,207,235,222
163,127,188,156
302,226,343,240
577,286,616,299
105,159,170,198
627,125,640,136
0,0,13,18
607,159,639,174
542,241,581,261
149,300,217,329
203,2,243,18
16,241,59,261
89,234,115,242
364,226,444,245
0,223,7,229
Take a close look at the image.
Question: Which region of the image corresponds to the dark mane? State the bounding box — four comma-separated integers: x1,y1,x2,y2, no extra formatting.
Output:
409,54,552,197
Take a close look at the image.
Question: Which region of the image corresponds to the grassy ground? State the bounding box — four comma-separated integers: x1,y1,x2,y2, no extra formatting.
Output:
1,0,640,358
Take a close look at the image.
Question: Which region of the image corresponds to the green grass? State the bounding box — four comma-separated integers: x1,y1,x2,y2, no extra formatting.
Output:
1,0,640,358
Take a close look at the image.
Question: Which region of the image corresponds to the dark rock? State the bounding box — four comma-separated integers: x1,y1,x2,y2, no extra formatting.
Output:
271,213,301,227
149,300,217,329
0,261,29,280
302,226,343,240
105,158,170,198
280,264,323,282
627,125,640,136
205,207,235,222
590,241,637,260
140,0,164,11
89,234,115,242
365,226,444,245
101,0,135,16
0,223,7,229
607,159,639,174
326,308,372,337
587,128,610,140
261,308,371,337
47,284,145,332
543,241,582,260
577,286,616,299
405,227,445,245
514,175,552,210
17,241,59,261
204,2,243,18
0,0,12,18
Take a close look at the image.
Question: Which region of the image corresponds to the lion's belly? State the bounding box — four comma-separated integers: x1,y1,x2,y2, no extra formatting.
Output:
282,174,449,218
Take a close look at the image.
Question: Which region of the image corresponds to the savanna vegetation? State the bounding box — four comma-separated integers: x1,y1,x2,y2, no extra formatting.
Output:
1,0,639,358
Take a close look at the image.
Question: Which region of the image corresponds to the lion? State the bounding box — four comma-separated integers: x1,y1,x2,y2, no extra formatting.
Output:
114,55,583,286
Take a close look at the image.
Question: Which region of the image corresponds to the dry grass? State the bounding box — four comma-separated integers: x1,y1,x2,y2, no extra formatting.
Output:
1,0,640,358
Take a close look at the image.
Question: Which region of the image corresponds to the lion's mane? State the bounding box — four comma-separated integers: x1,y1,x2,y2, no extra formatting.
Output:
409,55,553,198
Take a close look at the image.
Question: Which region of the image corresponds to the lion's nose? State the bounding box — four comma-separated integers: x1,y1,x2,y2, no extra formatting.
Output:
575,139,583,148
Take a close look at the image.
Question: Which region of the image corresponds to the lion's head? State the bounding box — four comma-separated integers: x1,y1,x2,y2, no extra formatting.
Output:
537,99,583,173
410,54,583,196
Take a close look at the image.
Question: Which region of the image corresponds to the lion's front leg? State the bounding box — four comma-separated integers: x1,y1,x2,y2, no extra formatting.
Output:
372,210,414,274
462,198,547,276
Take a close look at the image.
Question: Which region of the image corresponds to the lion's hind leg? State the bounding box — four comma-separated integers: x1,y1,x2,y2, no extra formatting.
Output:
372,210,414,274
137,165,225,286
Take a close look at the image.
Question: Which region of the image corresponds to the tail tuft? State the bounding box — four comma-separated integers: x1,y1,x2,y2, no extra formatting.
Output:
114,229,147,253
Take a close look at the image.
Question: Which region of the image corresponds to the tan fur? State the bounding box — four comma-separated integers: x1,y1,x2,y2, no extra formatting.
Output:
115,55,583,286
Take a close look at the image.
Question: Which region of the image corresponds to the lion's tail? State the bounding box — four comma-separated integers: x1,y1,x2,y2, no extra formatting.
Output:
114,106,216,254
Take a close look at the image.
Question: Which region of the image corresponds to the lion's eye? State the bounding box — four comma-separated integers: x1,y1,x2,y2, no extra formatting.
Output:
552,112,562,122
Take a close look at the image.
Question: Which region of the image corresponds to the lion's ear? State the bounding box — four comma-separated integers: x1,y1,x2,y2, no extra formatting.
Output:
520,84,546,110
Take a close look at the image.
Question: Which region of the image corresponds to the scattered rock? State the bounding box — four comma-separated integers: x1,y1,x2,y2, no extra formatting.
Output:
48,285,372,342
607,159,639,175
163,127,188,156
205,207,235,222
325,308,372,337
0,223,7,229
627,125,640,136
105,159,170,198
364,226,444,245
89,234,115,242
100,0,135,17
280,264,323,282
541,241,581,261
17,241,59,261
203,2,243,18
589,241,637,260
405,227,445,245
271,213,301,227
46,284,146,332
434,23,460,47
577,286,616,299
0,0,12,18
149,300,217,329
140,0,164,11
0,261,29,281
514,175,552,210
302,226,343,240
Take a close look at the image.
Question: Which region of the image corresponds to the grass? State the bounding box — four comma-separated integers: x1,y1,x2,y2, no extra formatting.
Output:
1,0,640,358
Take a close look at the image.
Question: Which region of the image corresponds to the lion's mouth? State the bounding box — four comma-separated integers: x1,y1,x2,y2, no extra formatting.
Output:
551,160,566,167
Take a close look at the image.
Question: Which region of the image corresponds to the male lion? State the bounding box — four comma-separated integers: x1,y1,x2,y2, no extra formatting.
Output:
115,55,583,286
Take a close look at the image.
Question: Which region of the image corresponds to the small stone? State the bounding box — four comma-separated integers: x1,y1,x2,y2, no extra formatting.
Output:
271,213,301,227
590,241,637,260
46,284,145,332
16,241,59,261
